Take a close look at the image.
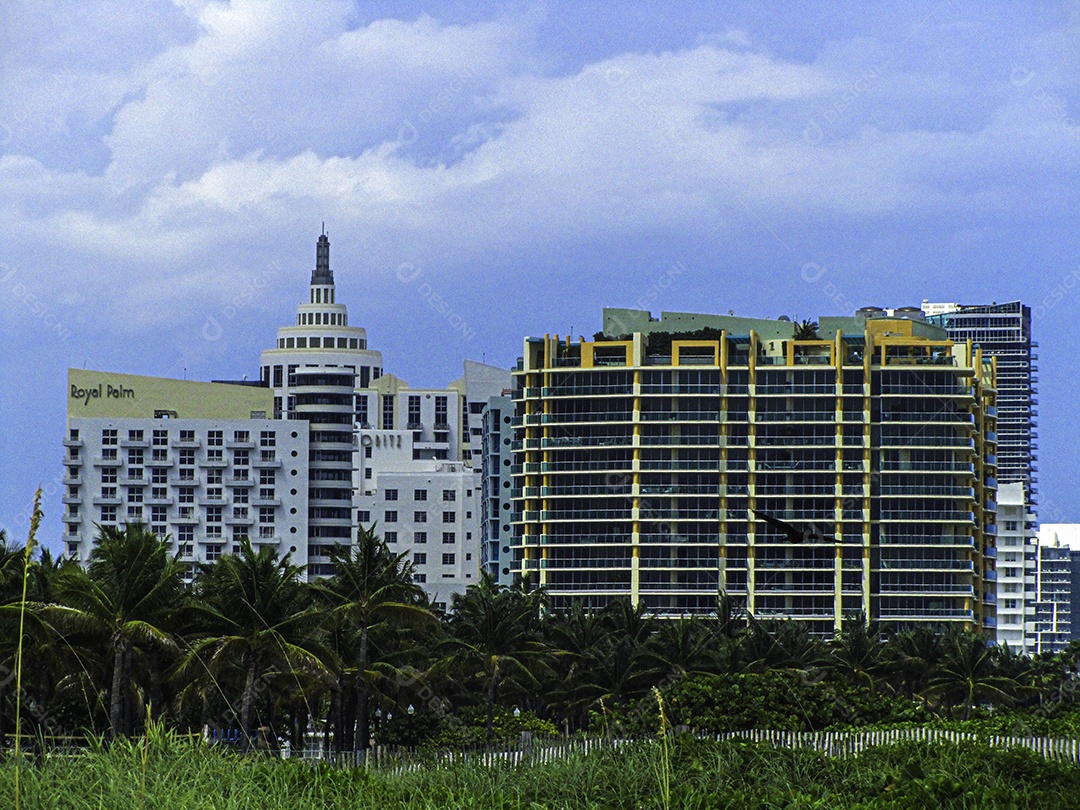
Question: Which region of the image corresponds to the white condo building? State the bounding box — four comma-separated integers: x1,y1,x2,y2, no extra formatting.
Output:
256,233,509,597
63,370,309,574
67,233,509,603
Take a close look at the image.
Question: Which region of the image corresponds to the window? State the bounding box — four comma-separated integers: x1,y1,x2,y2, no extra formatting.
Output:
413,572,426,583
207,469,223,485
260,469,275,485
260,431,276,447
442,532,456,544
385,489,398,501
414,511,427,523
365,468,372,479
382,394,395,430
364,446,372,458
384,510,398,523
385,531,397,543
233,430,250,443
206,544,223,561
233,450,249,466
234,489,249,504
69,428,79,440
151,487,166,500
102,429,117,445
208,430,223,447
408,395,421,427
442,553,455,565
358,510,371,524
100,506,117,522
127,487,144,503
206,506,222,523
413,552,427,565
126,505,142,519
415,532,427,544
443,490,456,502
178,487,195,504
150,469,165,485
101,486,117,499
128,429,143,442
179,430,195,442
259,487,275,500
259,507,274,524
443,511,456,523
414,489,428,501
435,396,448,426
356,395,369,425
179,449,195,465
1005,520,1018,531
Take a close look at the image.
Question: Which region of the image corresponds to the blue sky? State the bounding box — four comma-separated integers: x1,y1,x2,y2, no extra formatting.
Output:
2,1,1078,551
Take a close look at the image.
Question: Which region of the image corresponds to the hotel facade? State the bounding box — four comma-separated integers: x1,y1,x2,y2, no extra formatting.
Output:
65,234,508,603
510,308,999,635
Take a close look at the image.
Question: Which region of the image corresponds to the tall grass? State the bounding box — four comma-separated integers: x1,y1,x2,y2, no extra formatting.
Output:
12,488,42,810
4,731,1080,809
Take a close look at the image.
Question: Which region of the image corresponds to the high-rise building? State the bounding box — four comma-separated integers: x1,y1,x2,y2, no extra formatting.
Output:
994,482,1037,652
510,308,998,635
68,233,508,603
924,300,1039,648
922,301,1036,492
63,370,309,575
480,395,516,584
256,234,509,596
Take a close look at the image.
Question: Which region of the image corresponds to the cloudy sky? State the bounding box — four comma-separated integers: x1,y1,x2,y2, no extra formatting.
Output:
2,1,1078,550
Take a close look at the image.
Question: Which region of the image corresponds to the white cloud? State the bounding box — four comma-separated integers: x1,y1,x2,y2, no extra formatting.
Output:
0,1,1076,330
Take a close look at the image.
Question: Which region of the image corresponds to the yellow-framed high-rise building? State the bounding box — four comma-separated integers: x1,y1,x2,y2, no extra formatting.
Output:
510,308,998,637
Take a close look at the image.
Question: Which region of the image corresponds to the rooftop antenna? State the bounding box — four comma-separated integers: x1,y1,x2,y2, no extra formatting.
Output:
322,221,325,236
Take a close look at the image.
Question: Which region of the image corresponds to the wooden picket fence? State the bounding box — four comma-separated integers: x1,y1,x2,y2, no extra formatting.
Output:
712,727,1080,764
300,727,1080,772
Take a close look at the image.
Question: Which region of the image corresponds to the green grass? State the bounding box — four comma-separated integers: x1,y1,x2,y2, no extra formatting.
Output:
4,732,1080,809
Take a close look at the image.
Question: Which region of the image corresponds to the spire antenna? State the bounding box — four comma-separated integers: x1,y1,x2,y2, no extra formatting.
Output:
312,229,333,286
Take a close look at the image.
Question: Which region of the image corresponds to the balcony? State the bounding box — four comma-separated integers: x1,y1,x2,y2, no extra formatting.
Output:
121,438,150,448
170,438,201,449
225,477,255,487
198,457,228,468
92,456,122,467
63,437,84,448
226,439,256,449
173,508,199,524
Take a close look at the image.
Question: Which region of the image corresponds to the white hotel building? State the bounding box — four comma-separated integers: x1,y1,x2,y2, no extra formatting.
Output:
67,233,509,601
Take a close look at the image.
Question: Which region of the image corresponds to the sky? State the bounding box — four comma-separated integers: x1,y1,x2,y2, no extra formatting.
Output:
2,0,1078,552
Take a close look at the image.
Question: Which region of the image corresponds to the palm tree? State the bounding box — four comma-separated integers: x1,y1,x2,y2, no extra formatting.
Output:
923,630,1019,720
54,523,186,737
311,528,435,754
181,539,329,751
440,573,549,745
828,616,883,690
880,626,942,701
794,319,820,340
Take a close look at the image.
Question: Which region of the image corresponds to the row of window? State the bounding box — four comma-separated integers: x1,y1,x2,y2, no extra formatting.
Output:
383,531,464,545
77,428,277,445
384,488,460,502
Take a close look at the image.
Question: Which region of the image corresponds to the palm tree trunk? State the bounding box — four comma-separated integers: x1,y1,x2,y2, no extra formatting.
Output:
109,634,126,738
486,661,500,746
354,626,370,753
323,689,335,757
239,653,261,752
